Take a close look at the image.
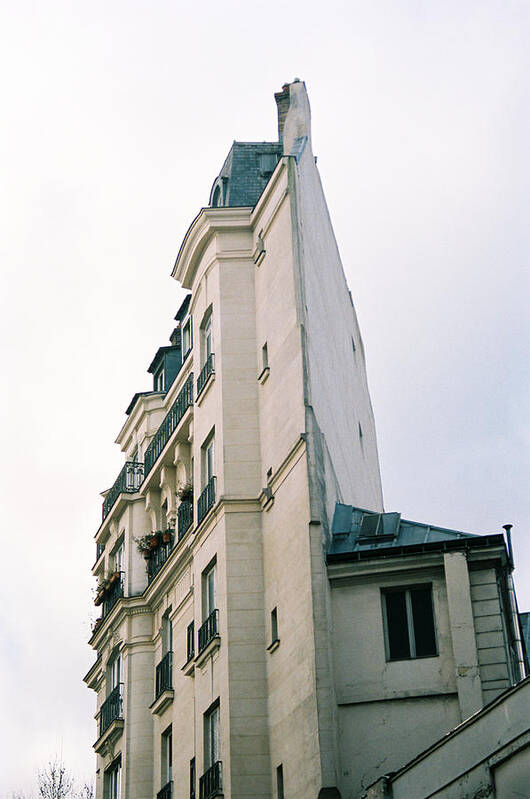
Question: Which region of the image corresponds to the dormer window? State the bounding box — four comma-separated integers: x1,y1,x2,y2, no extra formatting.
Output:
154,367,165,392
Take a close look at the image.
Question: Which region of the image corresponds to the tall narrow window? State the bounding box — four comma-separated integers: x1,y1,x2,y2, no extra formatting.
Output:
161,725,173,786
203,437,215,488
262,342,268,370
382,585,437,660
105,760,121,799
204,315,213,361
204,701,220,769
113,543,123,574
108,652,121,693
189,757,196,799
271,607,278,643
162,609,172,655
276,764,284,799
182,317,193,358
203,562,216,622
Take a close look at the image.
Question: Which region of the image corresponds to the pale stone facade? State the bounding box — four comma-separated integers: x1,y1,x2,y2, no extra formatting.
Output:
85,82,528,799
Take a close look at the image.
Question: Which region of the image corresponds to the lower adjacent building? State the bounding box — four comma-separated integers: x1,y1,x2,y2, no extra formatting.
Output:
84,81,528,799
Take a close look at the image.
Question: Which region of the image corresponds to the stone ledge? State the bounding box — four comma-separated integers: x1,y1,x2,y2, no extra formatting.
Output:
150,689,174,715
93,718,124,755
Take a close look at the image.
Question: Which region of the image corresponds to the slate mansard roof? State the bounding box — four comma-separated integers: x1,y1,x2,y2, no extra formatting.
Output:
208,141,283,208
328,504,507,562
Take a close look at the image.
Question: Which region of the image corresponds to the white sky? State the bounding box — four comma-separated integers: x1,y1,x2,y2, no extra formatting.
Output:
0,0,528,793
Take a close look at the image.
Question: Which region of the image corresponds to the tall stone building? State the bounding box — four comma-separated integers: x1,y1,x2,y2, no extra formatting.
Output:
85,81,527,799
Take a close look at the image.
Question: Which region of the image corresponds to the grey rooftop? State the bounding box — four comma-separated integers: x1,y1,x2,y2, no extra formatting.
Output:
327,504,509,561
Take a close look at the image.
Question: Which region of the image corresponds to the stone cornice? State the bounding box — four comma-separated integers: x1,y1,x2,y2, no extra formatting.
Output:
172,207,253,288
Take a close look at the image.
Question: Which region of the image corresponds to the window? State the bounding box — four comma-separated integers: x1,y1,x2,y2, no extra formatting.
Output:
262,342,268,370
108,652,121,692
271,607,278,643
154,367,165,392
162,609,172,656
105,760,121,799
202,436,215,488
187,621,195,662
382,585,437,660
182,317,193,358
204,701,220,769
162,725,173,785
276,764,284,799
189,757,196,799
203,315,213,361
202,562,216,622
113,543,123,574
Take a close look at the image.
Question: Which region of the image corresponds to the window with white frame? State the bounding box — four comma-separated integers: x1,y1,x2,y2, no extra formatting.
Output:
161,725,173,786
202,561,216,622
113,543,124,574
203,314,213,362
105,760,121,799
202,435,215,489
182,317,193,359
203,701,220,769
381,584,437,661
108,651,122,693
162,608,173,656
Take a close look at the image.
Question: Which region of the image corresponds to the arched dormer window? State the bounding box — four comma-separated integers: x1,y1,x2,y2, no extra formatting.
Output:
209,177,227,207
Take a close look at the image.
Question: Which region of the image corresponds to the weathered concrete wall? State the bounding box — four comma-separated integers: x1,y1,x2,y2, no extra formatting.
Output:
386,678,530,799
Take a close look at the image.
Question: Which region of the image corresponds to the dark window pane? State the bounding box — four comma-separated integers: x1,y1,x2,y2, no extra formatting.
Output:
385,591,410,659
411,587,437,657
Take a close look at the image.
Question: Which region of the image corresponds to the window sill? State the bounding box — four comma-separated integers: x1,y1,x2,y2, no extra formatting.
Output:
386,653,439,663
195,635,221,669
150,689,174,715
182,656,195,678
267,638,280,654
93,718,124,755
257,366,270,385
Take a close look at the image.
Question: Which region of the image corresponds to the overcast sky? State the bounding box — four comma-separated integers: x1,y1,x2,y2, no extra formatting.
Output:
1,0,528,794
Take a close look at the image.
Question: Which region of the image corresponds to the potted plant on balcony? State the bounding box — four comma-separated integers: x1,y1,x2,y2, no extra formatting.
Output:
134,534,153,560
149,531,161,549
108,570,120,586
94,577,107,606
177,482,193,502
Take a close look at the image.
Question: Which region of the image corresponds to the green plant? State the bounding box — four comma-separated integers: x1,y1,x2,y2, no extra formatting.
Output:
134,534,152,555
177,482,193,501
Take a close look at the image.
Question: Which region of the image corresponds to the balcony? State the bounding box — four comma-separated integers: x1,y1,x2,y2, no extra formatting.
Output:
147,538,174,583
155,651,173,699
198,609,219,655
99,683,123,737
197,354,215,400
102,461,144,521
144,373,194,478
157,782,173,799
102,572,124,618
197,477,216,525
178,498,193,540
199,762,222,799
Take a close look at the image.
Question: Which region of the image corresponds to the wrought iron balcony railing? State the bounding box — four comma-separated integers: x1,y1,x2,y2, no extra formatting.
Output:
102,461,144,521
99,683,123,736
102,573,124,618
144,373,194,477
197,354,215,399
157,782,172,799
197,477,216,525
199,761,222,799
178,498,193,540
198,609,219,654
155,651,173,698
187,621,195,663
147,539,174,583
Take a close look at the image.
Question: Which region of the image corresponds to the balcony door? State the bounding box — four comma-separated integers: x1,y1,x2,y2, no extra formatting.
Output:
204,703,220,770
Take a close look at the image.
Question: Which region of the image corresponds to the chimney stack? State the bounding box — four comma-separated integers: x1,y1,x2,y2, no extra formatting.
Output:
274,83,290,144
